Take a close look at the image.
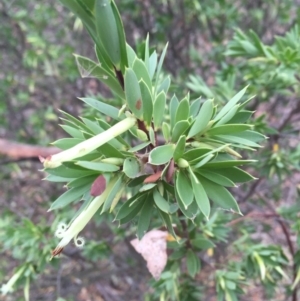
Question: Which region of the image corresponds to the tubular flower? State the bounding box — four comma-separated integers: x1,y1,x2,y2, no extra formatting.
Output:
41,116,136,169
51,191,107,258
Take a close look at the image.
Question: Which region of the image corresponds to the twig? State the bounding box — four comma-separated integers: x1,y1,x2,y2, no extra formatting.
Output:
256,192,297,301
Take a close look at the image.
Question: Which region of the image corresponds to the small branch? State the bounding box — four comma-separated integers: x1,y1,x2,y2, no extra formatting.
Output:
227,211,279,226
256,192,297,301
0,139,60,160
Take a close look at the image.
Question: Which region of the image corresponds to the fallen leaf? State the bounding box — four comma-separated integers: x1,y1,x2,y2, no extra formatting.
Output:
130,230,168,280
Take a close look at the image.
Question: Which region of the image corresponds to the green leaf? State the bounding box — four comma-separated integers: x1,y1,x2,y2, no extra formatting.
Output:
49,184,91,211
162,122,171,142
81,117,103,135
59,0,96,36
196,174,241,214
128,141,151,152
209,167,256,183
187,249,200,277
175,97,190,123
45,175,74,182
191,237,215,250
188,99,214,138
60,110,91,133
170,94,179,128
45,165,98,178
176,170,194,208
132,58,152,89
149,126,156,146
157,76,171,94
189,144,227,167
52,138,84,150
148,50,157,80
207,124,252,136
196,170,236,187
75,161,120,172
138,197,154,239
171,120,190,142
193,154,215,168
80,97,119,120
118,194,147,224
149,144,175,165
144,34,150,70
153,189,170,213
123,157,140,178
215,105,240,126
215,87,248,122
229,110,253,123
101,175,124,213
230,130,266,142
139,183,157,192
173,135,186,161
126,43,136,67
60,125,85,139
74,55,124,99
153,91,166,129
155,42,168,94
124,68,143,118
98,143,125,158
95,0,121,68
67,174,98,188
214,134,261,148
190,97,202,117
158,211,177,239
188,168,210,219
139,80,153,125
110,0,128,72
183,148,213,162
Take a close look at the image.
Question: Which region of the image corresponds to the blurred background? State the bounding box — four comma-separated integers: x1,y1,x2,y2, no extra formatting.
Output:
1,0,300,300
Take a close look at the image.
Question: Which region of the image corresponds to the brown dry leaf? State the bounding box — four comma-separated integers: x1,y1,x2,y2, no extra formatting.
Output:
130,230,168,280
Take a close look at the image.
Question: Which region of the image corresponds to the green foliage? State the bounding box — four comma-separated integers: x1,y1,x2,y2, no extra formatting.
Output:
1,0,300,300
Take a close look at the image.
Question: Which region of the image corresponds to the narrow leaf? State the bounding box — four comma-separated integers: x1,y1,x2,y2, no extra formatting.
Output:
188,99,214,138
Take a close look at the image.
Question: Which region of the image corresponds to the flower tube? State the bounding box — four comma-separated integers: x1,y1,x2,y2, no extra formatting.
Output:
42,116,136,169
51,189,108,258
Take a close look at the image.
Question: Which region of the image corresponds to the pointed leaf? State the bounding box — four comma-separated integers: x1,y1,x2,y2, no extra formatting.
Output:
138,197,154,239
214,86,248,121
139,79,153,125
133,58,152,89
50,184,91,210
75,55,124,99
153,91,166,129
176,170,194,208
196,174,241,214
80,97,119,119
188,99,213,138
76,161,119,172
191,238,215,250
175,97,190,123
196,170,236,187
148,50,157,80
171,120,190,142
124,68,143,118
187,249,200,277
173,135,186,161
170,94,179,128
153,189,170,213
188,168,210,219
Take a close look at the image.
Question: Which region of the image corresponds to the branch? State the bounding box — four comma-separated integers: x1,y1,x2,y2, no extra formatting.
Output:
0,139,60,161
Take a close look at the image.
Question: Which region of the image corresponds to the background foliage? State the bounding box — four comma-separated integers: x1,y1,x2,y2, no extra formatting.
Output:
0,0,300,300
